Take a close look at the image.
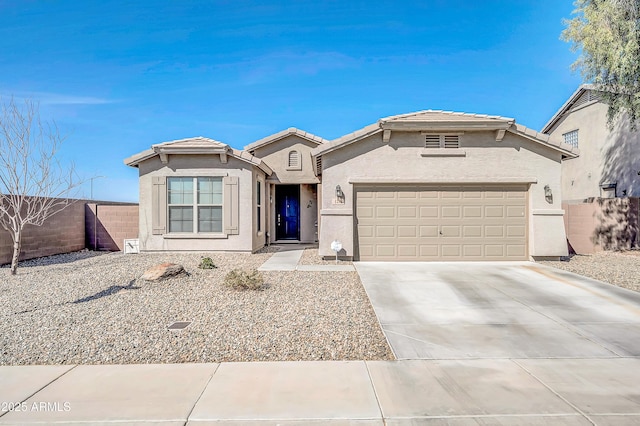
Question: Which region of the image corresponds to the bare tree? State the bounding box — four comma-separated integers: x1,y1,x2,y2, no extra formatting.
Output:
0,97,81,275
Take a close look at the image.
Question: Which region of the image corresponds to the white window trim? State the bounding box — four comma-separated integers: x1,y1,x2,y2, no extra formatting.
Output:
167,176,224,235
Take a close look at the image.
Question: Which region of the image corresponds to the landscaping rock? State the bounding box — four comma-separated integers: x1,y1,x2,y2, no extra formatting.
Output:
140,262,188,281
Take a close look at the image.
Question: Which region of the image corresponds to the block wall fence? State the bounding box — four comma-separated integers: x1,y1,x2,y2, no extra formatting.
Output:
563,197,639,254
0,199,139,265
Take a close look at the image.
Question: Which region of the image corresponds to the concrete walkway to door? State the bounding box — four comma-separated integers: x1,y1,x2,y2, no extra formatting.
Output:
356,261,640,360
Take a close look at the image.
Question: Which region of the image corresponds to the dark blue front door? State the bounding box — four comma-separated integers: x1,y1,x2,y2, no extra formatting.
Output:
276,185,299,240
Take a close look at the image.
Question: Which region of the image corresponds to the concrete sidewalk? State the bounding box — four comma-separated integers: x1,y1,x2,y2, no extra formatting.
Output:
258,247,355,272
2,358,640,424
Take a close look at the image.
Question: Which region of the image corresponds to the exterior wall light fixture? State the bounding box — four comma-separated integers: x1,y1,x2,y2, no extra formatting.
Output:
335,185,345,204
544,185,553,204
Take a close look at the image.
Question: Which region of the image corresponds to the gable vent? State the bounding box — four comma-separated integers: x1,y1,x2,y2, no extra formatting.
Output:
444,135,460,148
288,150,301,170
315,156,322,175
424,134,460,149
425,135,440,149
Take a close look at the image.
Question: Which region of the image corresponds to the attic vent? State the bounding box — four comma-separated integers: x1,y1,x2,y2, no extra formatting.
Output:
424,134,460,149
287,150,301,170
572,90,600,110
425,135,440,149
315,156,322,175
444,135,460,148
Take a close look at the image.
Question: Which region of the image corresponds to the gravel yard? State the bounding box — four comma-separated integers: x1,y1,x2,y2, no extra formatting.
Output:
0,251,393,365
538,250,640,293
298,247,353,266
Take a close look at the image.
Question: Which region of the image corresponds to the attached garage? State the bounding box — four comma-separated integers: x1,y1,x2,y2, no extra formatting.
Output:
355,185,528,261
313,110,578,261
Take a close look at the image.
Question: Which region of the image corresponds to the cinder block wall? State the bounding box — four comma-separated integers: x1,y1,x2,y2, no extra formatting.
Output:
0,200,86,265
85,203,139,251
564,197,640,254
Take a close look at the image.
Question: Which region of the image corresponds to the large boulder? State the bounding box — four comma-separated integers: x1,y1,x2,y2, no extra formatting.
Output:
140,263,188,281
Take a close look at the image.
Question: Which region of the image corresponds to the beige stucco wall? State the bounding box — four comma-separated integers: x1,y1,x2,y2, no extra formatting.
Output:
318,130,568,259
250,135,320,184
548,101,640,200
300,184,318,243
137,154,265,252
252,135,319,244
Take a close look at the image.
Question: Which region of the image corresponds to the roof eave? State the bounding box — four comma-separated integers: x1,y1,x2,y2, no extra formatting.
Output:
244,127,329,152
380,121,513,131
541,84,595,134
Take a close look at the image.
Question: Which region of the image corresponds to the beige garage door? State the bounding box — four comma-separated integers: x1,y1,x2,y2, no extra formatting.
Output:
355,185,528,261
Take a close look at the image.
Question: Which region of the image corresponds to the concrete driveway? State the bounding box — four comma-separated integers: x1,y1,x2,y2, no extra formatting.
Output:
356,262,640,360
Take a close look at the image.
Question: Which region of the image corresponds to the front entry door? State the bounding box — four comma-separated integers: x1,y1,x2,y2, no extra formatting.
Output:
276,185,300,240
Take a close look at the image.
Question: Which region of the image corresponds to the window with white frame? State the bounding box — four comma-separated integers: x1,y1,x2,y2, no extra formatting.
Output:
167,177,223,233
563,129,579,148
424,134,460,148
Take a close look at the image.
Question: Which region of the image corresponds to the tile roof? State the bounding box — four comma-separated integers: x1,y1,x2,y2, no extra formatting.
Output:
244,127,330,151
380,110,514,124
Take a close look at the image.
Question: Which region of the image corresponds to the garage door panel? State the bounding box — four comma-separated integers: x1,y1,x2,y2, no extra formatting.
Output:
376,206,395,218
376,225,395,238
441,206,461,218
507,206,525,218
420,206,439,218
357,206,374,218
485,206,505,218
463,206,482,217
420,226,439,237
398,225,418,237
485,245,505,257
356,185,527,261
359,225,374,238
376,245,396,257
507,245,526,257
441,245,461,257
463,225,482,237
397,245,418,257
398,206,417,218
484,225,504,237
463,245,483,257
441,226,461,237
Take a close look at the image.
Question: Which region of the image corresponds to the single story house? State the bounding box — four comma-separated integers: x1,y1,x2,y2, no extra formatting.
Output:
125,110,578,261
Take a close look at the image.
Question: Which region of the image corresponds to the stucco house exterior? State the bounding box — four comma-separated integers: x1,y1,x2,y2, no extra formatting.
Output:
543,84,640,201
125,110,578,261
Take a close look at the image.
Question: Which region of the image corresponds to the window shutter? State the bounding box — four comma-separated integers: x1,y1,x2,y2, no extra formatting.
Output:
223,176,239,235
152,176,167,235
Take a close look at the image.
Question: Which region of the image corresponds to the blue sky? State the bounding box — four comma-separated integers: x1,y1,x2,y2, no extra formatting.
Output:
0,1,582,202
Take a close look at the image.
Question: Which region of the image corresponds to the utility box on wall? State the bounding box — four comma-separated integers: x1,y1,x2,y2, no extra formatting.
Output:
124,239,140,254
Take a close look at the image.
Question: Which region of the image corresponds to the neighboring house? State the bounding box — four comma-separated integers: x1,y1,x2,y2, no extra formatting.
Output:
125,110,578,261
542,84,640,201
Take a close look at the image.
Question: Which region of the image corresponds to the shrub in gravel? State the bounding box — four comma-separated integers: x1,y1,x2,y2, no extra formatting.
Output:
198,257,217,269
224,269,264,290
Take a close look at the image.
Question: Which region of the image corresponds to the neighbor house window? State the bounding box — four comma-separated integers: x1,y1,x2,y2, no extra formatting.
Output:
167,177,222,233
256,180,262,232
287,150,301,170
563,129,579,148
424,134,460,148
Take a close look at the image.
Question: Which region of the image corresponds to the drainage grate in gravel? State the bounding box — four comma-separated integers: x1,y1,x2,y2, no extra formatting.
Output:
168,321,191,331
